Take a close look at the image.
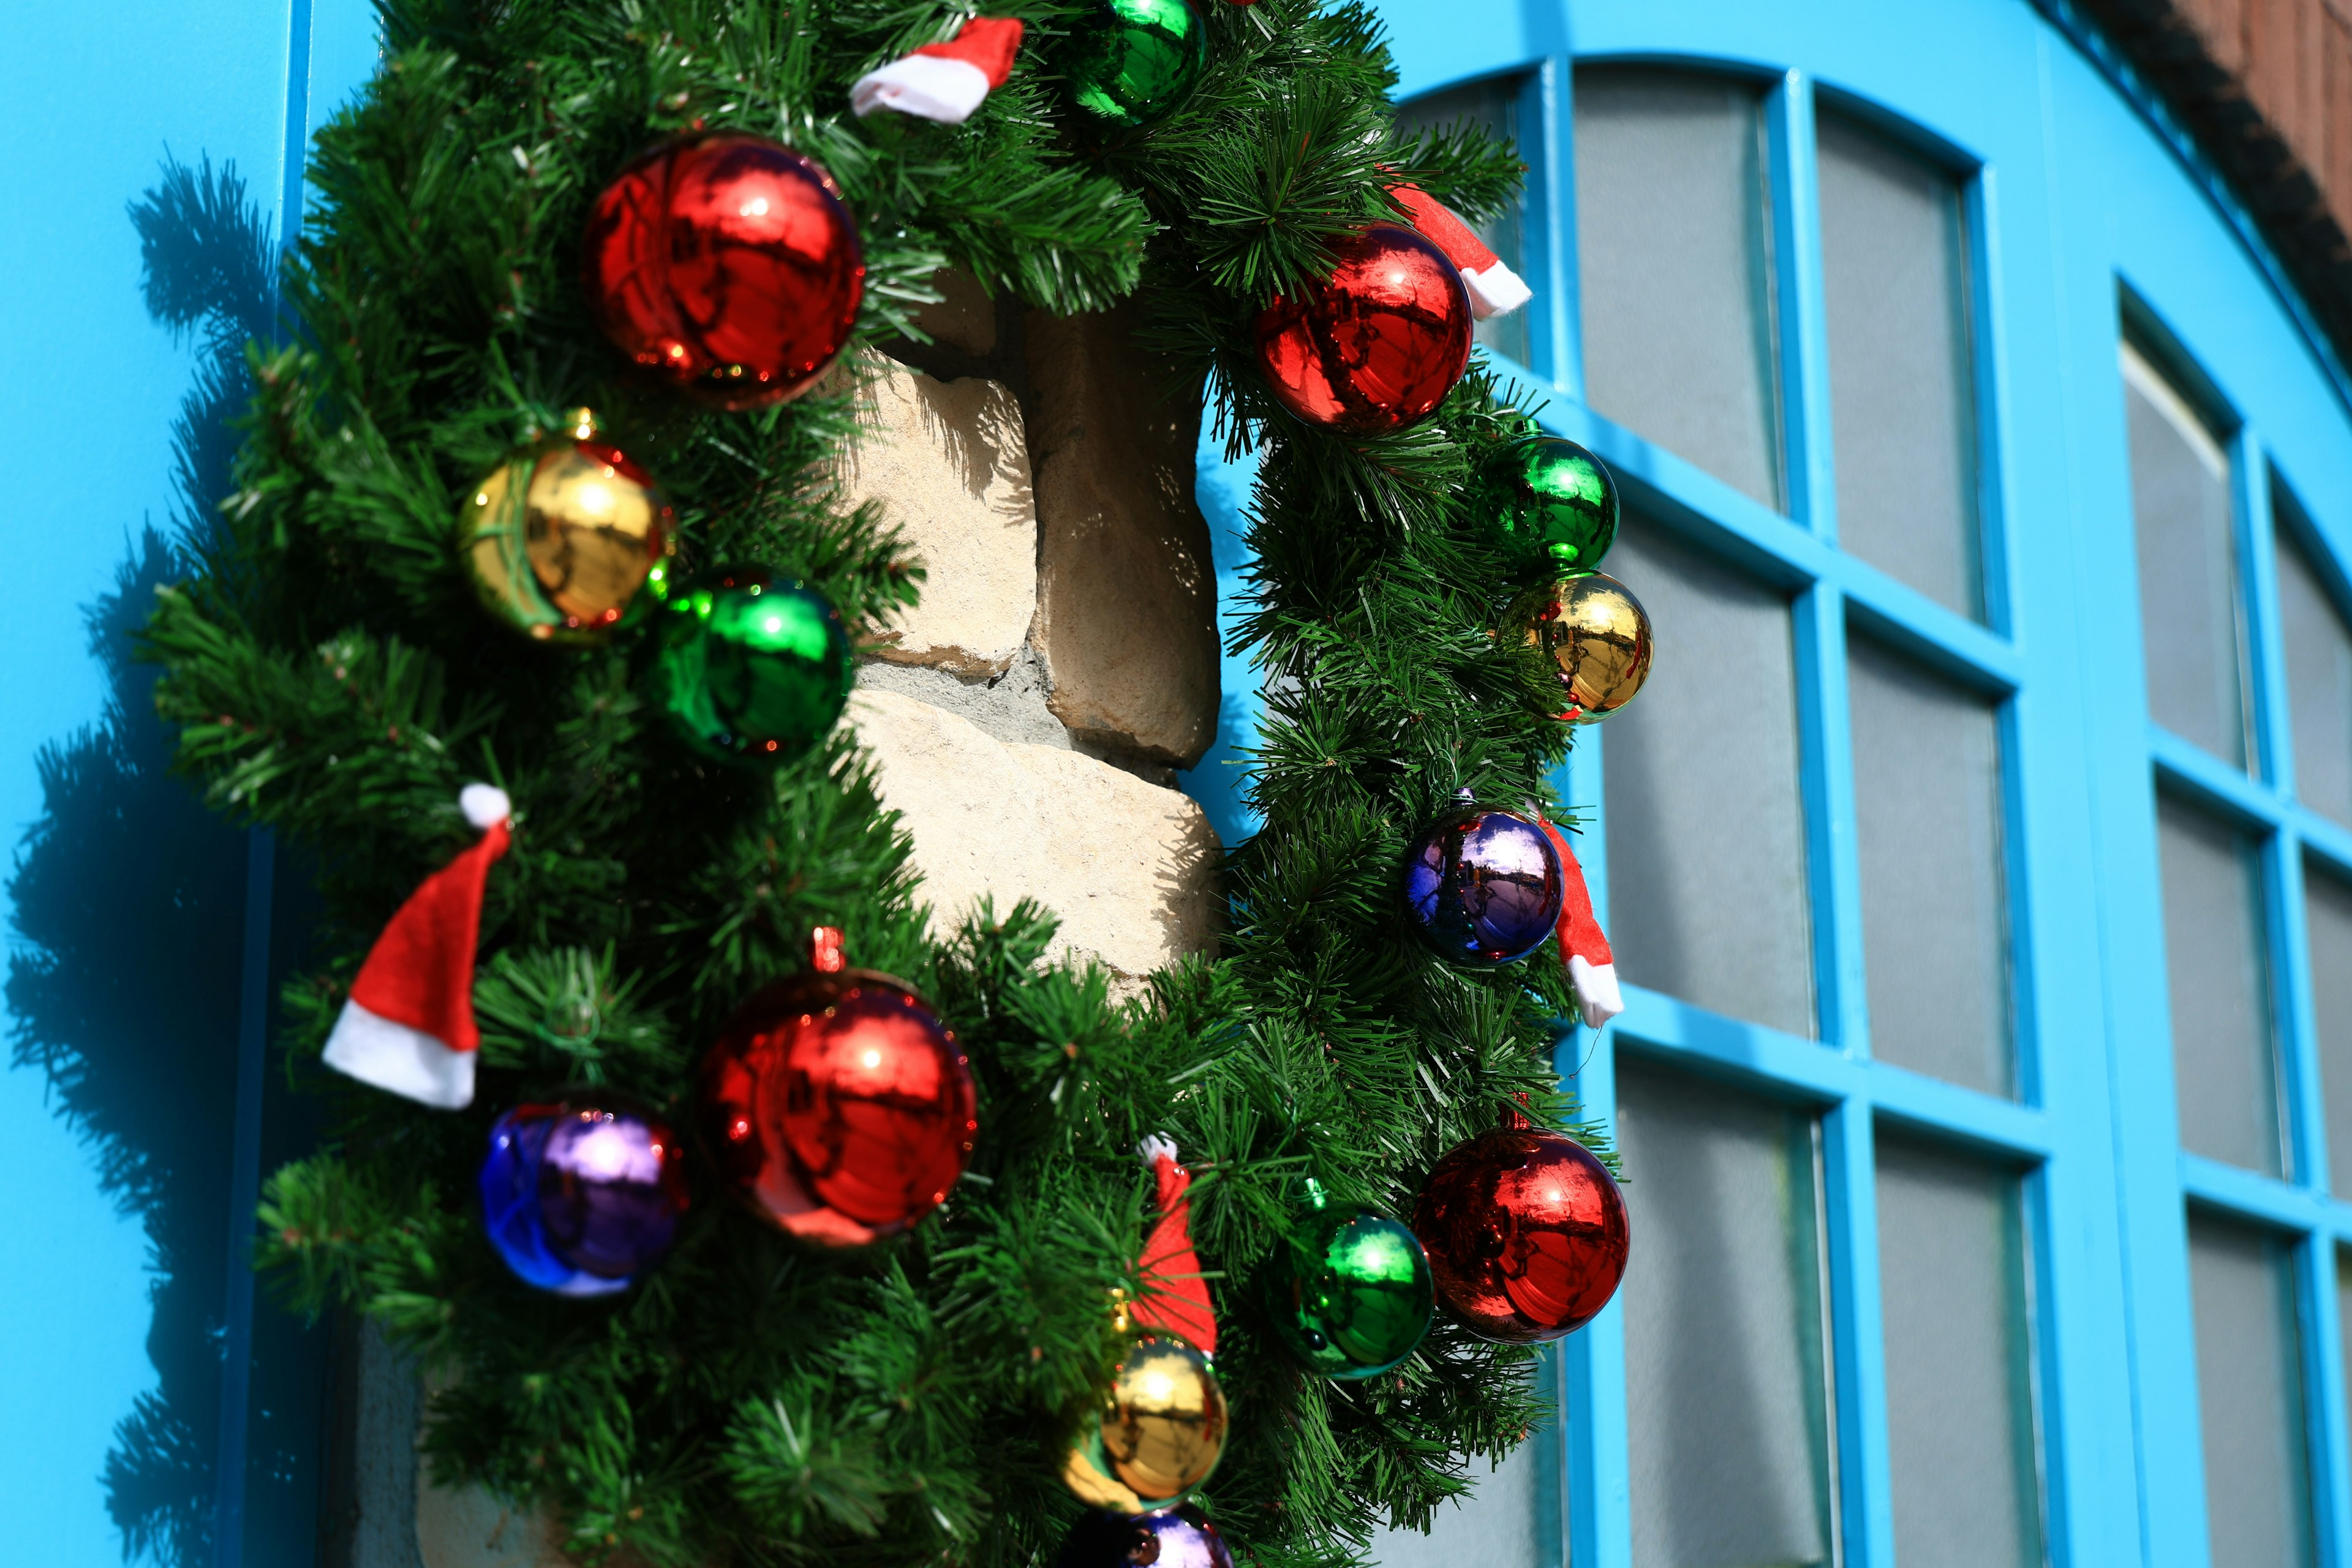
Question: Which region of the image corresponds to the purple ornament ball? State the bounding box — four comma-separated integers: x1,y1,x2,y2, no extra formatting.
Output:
1401,801,1564,967
1055,1507,1234,1568
480,1100,690,1295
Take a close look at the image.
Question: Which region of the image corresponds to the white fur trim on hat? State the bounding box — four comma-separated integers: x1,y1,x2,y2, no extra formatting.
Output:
1463,261,1532,322
1567,956,1624,1030
459,783,512,829
322,999,479,1109
851,55,993,124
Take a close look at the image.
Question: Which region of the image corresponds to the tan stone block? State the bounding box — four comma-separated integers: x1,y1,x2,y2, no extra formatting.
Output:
416,1482,565,1568
1025,307,1220,767
838,353,1036,677
850,688,1221,981
916,266,999,355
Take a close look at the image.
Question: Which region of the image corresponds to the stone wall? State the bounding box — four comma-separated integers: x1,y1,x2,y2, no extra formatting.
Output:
369,278,1226,1568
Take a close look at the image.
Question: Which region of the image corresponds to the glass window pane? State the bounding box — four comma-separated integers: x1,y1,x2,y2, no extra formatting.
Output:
1575,68,1784,509
2274,496,2352,827
2306,861,2352,1196
1396,77,1530,369
1874,1133,2041,1568
1848,633,2011,1092
2157,795,2282,1174
1617,1061,1835,1568
2187,1213,2313,1568
1365,1432,1542,1568
2123,343,2251,769
1604,516,1814,1035
1817,109,1981,617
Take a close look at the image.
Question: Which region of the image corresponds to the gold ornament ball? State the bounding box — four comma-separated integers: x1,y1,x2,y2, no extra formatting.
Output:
1507,571,1654,724
1059,1333,1228,1513
459,410,674,644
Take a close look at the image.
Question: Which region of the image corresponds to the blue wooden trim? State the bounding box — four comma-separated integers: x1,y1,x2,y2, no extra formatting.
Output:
2150,724,2286,829
1525,57,1574,395
1868,1062,2057,1161
1796,582,1865,1055
2274,827,2331,1195
2294,1227,2352,1568
2180,1152,2330,1231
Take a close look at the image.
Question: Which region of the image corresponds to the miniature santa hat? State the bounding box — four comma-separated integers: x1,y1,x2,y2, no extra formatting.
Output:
1538,820,1624,1029
1133,1135,1218,1352
320,783,512,1109
851,17,1025,125
1385,182,1533,322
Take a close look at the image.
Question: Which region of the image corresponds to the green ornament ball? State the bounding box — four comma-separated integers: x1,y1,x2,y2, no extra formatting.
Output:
1490,436,1619,576
1061,0,1208,129
649,566,851,769
1265,1183,1434,1380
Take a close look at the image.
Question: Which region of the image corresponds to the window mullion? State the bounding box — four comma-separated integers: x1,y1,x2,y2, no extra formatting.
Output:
1823,1096,1896,1568
1796,583,1868,1052
2277,829,2329,1195
1768,68,1835,537
2297,1215,2352,1568
2241,438,2297,796
1532,55,1578,402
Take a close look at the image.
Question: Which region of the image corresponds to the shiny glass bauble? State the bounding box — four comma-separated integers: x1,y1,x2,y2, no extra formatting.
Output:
1254,224,1472,435
1412,1128,1629,1343
1055,1505,1234,1568
1490,437,1618,575
479,1101,690,1295
583,133,864,409
1265,1188,1433,1379
1061,0,1209,128
1060,1333,1228,1513
1504,571,1653,725
1401,803,1564,967
458,418,673,644
649,566,852,769
701,968,977,1248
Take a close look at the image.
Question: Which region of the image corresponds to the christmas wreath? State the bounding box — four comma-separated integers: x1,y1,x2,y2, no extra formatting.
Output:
141,0,1649,1561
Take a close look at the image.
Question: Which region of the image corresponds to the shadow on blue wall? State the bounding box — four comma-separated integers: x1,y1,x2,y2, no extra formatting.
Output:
5,157,331,1568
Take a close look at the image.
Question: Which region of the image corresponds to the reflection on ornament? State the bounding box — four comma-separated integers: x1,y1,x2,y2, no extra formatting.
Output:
1060,1331,1228,1513
458,412,673,643
700,937,977,1248
1061,0,1210,129
649,566,853,768
480,1101,691,1295
1055,1505,1234,1568
584,134,863,409
1412,1127,1628,1343
1401,801,1564,967
1254,224,1471,435
1504,571,1652,725
1490,437,1618,575
1265,1179,1433,1379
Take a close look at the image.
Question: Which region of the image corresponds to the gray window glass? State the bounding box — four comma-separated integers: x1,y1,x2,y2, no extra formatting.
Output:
1604,516,1815,1036
2187,1213,2314,1568
2124,342,2252,769
2274,494,2352,827
1874,1134,2041,1568
1396,77,1531,369
1617,1061,1835,1568
1848,633,2011,1092
2157,794,2282,1175
2305,862,2352,1196
1365,1423,1544,1568
1575,68,1784,509
1817,108,1981,617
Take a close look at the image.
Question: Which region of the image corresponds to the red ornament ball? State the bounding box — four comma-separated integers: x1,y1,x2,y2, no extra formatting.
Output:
1412,1127,1629,1342
1253,223,1472,435
700,962,978,1247
583,132,864,410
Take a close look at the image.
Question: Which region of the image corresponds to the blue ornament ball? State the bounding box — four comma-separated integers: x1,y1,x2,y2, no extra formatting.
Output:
1055,1506,1234,1568
1401,802,1564,967
480,1101,691,1295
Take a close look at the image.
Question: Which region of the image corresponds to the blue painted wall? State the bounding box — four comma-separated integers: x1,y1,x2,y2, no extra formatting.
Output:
0,3,376,1563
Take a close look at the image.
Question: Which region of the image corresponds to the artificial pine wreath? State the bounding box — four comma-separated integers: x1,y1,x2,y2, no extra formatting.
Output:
140,0,1624,1562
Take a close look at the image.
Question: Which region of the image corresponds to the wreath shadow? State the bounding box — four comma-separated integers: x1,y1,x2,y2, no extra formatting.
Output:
4,156,343,1568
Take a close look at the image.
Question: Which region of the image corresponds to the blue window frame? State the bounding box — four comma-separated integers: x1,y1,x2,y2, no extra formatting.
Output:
1204,4,2352,1568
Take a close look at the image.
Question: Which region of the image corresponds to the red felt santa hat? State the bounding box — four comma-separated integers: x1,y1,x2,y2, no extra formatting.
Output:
1538,819,1624,1029
1132,1134,1218,1352
320,783,511,1109
851,17,1025,125
1385,182,1534,323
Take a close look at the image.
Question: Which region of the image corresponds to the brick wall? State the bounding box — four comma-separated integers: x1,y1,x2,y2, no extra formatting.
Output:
2081,0,2352,356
